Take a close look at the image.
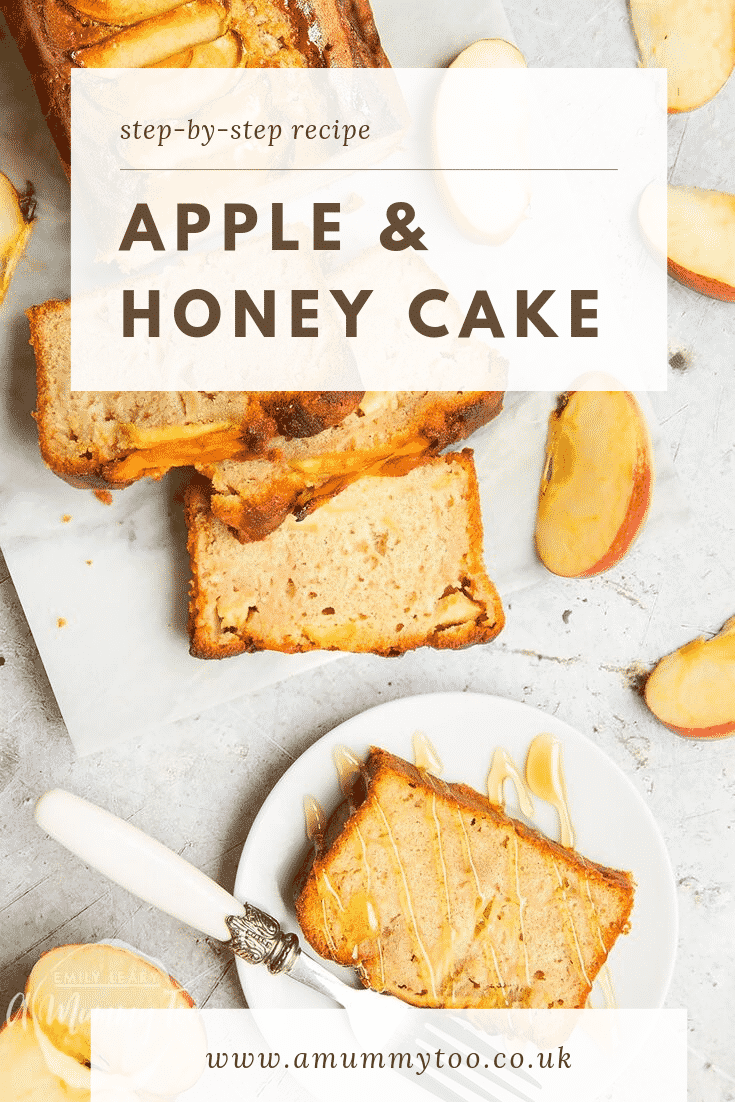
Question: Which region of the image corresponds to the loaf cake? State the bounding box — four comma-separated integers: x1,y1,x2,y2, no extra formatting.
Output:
3,0,390,177
295,747,635,1009
199,391,504,541
186,450,504,657
28,297,364,487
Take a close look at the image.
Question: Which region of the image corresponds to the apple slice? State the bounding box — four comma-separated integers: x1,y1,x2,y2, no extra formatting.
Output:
637,181,667,267
2,944,201,1101
535,391,654,577
644,617,735,738
25,943,194,1068
0,1015,86,1102
629,0,735,113
449,38,526,70
73,0,227,68
0,173,35,304
665,186,735,302
434,39,530,244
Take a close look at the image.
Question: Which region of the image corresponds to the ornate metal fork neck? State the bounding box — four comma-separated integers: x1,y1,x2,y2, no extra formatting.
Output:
226,904,300,975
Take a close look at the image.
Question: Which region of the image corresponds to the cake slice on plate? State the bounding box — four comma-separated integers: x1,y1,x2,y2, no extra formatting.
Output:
295,747,635,1008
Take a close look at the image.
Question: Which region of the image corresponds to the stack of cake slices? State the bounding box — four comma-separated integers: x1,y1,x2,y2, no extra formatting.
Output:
28,298,506,657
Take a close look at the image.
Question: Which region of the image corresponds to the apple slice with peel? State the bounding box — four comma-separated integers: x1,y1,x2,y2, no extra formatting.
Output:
664,186,735,302
644,618,735,738
535,391,654,577
0,173,35,304
0,1015,87,1102
629,0,735,113
435,39,530,244
25,943,195,1068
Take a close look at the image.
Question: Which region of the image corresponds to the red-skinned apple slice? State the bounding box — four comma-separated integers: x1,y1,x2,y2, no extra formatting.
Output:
664,186,735,302
25,943,194,1067
644,617,735,738
535,391,654,578
2,943,201,1100
630,0,735,113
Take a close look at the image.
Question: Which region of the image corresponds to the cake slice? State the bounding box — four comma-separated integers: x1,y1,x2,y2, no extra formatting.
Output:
199,391,504,542
28,298,363,488
186,450,504,657
295,748,635,1009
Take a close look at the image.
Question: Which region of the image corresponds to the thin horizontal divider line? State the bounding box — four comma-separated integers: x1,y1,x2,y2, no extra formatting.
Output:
118,166,619,172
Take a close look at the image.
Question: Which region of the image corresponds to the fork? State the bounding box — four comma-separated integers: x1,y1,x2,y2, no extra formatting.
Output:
35,788,540,1102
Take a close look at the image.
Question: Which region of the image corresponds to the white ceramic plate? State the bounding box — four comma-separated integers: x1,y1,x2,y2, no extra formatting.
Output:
235,691,677,1011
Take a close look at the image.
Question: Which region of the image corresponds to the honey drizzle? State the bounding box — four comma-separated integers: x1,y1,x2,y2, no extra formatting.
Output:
303,795,326,848
413,731,444,776
317,733,615,1008
355,823,386,991
373,796,438,1002
527,734,612,1005
333,745,362,807
584,875,609,956
525,733,575,848
511,832,531,987
596,965,617,1009
319,881,339,956
550,856,591,987
487,943,508,1005
456,807,486,904
455,804,511,1006
487,748,535,819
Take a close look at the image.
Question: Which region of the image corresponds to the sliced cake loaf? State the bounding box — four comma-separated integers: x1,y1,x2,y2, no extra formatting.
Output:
28,298,363,488
295,748,635,1009
186,449,504,657
4,0,389,178
198,390,504,542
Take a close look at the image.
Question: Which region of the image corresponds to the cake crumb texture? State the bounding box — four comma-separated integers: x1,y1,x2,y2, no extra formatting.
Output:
186,450,504,657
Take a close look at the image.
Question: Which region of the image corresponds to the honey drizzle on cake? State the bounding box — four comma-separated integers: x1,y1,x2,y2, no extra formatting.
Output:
455,807,510,1005
412,731,444,775
334,745,362,807
303,796,326,849
306,751,387,981
550,856,592,987
354,823,386,990
525,733,615,1008
414,731,510,1005
511,832,532,989
302,731,617,1008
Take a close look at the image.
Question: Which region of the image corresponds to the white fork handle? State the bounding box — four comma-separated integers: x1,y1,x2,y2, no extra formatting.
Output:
36,789,245,942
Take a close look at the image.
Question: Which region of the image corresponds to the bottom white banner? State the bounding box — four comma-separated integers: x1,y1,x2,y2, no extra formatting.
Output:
82,1007,687,1102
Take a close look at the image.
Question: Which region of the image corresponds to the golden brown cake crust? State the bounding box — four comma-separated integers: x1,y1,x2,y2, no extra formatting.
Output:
27,298,366,488
185,451,505,658
295,747,635,1009
2,0,389,178
202,391,505,542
